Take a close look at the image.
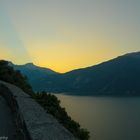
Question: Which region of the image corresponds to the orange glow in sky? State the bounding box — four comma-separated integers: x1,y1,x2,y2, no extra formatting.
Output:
0,0,140,72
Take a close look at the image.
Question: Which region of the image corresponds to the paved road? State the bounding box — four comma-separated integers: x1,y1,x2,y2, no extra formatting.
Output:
0,96,18,140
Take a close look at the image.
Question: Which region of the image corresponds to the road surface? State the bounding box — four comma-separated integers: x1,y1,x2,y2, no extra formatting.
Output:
0,95,18,140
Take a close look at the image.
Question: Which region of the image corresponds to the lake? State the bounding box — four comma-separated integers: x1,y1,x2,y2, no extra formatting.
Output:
55,94,140,140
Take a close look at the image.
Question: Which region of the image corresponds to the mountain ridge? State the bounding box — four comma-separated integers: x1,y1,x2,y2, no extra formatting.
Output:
8,51,140,96
9,61,58,75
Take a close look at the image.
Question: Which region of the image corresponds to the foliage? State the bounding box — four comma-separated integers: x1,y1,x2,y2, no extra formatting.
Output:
33,92,90,140
0,60,33,95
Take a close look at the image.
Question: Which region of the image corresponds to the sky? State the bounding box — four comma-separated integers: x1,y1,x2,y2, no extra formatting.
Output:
0,0,140,72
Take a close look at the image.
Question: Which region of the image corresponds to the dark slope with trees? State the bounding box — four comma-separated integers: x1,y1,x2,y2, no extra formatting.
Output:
60,52,140,95
10,51,140,96
0,60,33,95
9,62,60,91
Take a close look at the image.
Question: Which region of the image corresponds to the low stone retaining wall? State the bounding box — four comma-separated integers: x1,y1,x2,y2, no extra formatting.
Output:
0,81,77,140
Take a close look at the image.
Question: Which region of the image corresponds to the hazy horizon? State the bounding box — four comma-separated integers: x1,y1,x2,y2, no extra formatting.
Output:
6,50,139,73
0,0,140,72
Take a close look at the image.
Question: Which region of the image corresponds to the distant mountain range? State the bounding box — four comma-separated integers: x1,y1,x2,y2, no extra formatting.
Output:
9,51,140,96
9,62,60,91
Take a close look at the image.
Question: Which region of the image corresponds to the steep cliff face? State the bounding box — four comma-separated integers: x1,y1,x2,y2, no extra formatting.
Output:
0,80,77,140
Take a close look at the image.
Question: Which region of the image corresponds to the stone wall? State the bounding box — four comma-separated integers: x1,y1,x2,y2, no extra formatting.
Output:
0,81,77,140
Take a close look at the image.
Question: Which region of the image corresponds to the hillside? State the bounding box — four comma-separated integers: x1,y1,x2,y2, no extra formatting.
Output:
0,60,33,95
61,51,140,95
9,62,60,91
10,51,140,96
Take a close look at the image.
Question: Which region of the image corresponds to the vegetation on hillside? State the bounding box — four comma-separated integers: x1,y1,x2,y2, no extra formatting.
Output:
0,60,90,140
0,60,33,95
33,92,90,140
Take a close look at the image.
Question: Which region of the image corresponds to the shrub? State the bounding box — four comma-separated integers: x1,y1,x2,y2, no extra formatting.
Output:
33,92,90,140
0,60,33,95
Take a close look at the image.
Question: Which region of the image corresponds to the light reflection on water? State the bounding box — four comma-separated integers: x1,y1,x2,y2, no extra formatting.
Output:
55,94,140,140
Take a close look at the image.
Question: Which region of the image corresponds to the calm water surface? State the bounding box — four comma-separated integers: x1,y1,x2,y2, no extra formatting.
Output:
55,94,140,140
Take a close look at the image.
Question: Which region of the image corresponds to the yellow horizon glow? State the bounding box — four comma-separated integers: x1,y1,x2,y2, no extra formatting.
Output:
23,39,127,73
0,0,140,73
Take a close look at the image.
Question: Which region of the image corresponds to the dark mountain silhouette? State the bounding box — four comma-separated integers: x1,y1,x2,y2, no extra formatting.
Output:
10,51,140,96
9,62,57,75
9,62,60,91
60,51,140,96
